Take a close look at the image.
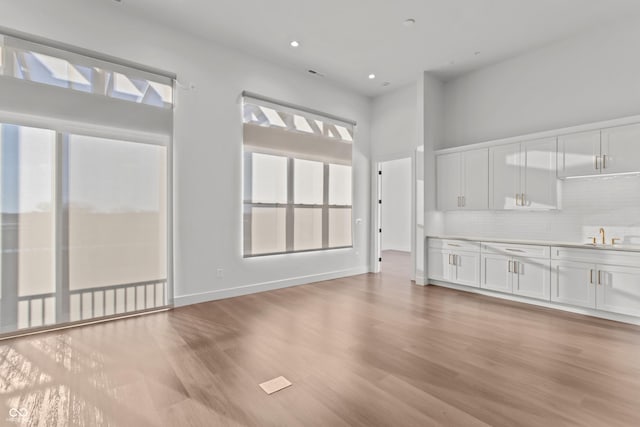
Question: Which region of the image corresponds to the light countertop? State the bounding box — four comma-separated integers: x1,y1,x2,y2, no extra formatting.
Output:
426,235,640,253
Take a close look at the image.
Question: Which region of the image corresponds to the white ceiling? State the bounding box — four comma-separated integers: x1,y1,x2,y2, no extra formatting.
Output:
119,0,640,97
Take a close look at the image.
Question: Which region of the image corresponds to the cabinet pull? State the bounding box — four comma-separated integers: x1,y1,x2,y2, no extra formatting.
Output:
514,261,519,274
602,154,607,169
508,260,513,272
452,255,457,266
448,254,453,265
589,269,594,284
521,193,526,206
594,155,599,170
505,248,525,253
598,270,602,285
515,193,521,206
457,196,461,207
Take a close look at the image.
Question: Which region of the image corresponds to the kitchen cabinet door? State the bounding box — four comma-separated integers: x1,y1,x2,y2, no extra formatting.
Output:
596,265,640,317
436,153,461,211
453,252,481,288
550,260,596,308
489,144,520,210
521,138,558,210
481,254,512,293
601,123,640,175
512,258,551,301
427,249,451,282
557,131,601,178
461,148,488,210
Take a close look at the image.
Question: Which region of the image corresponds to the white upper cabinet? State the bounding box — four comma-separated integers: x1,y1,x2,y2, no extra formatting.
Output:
557,131,601,178
436,152,462,211
436,149,488,211
489,138,558,210
521,138,558,210
601,123,640,175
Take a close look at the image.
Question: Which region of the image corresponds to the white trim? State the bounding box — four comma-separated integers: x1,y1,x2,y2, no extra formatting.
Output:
174,266,369,307
436,113,640,155
429,279,640,326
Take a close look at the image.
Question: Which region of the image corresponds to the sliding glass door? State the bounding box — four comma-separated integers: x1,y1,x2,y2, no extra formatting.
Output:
1,123,169,334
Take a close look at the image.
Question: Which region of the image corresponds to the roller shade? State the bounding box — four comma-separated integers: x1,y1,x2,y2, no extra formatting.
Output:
242,95,354,165
0,34,173,141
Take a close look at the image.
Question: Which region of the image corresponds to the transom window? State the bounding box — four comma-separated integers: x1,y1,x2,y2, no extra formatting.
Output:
242,96,354,257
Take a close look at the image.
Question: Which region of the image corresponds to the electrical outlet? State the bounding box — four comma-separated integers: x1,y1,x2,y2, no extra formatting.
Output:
216,268,224,278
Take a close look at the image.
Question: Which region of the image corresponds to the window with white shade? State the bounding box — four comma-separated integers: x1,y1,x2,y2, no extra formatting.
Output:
0,32,173,335
242,95,354,257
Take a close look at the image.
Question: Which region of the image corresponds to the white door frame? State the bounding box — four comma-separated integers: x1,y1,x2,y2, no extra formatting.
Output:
372,153,417,280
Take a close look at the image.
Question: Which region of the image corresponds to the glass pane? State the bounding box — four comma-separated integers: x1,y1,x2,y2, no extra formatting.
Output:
1,124,55,302
329,164,352,205
294,208,322,251
329,208,352,248
68,135,167,298
251,207,286,255
251,153,287,204
294,159,323,204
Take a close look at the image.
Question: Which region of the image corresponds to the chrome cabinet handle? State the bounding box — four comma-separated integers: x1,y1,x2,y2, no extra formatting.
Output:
448,254,452,265
602,154,607,169
594,155,600,170
589,269,594,284
514,261,519,274
506,248,525,253
462,196,466,207
508,260,513,272
515,193,521,206
521,193,526,206
598,270,602,285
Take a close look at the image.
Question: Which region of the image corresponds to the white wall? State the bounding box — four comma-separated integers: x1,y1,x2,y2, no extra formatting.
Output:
443,17,640,148
440,17,640,244
1,0,372,306
381,158,411,252
371,82,418,160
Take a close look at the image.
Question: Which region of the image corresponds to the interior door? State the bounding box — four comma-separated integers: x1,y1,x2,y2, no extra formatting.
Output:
436,153,461,211
489,143,520,210
521,138,557,210
596,265,640,317
557,131,601,178
550,260,596,308
601,123,640,175
512,258,551,301
481,254,512,293
453,252,480,288
461,148,489,210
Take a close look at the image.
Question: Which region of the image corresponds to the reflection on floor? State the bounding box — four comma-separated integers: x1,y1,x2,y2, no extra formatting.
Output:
381,250,411,279
1,267,640,425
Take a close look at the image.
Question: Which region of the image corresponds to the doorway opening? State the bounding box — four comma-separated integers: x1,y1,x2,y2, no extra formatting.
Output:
377,157,412,279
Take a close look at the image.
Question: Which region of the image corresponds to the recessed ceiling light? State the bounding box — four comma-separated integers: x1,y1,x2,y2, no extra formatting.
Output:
403,18,416,27
290,41,300,48
368,74,376,80
382,82,391,87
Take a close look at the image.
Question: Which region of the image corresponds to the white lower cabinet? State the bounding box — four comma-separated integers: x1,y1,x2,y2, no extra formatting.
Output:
551,249,640,317
512,257,551,300
550,260,596,308
427,244,480,288
481,253,550,300
481,254,512,293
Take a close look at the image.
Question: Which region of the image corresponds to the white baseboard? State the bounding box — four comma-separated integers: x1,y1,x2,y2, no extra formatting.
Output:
174,266,370,307
429,279,640,326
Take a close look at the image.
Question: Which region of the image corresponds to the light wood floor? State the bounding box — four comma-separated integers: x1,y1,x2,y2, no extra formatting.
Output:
2,252,640,426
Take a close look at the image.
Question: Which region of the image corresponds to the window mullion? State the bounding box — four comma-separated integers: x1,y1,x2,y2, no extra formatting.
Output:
322,163,329,248
243,152,253,257
286,158,294,252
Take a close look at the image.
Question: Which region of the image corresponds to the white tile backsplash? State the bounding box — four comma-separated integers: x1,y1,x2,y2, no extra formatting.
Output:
443,174,640,244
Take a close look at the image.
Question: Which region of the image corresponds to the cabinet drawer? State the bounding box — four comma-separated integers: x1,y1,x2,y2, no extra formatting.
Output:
551,246,640,267
428,238,480,252
481,242,550,259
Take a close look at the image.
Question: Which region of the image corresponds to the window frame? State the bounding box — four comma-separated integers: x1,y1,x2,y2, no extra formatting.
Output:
243,151,353,258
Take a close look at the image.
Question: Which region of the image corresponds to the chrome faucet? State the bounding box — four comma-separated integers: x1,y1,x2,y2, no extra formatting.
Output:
599,228,606,245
